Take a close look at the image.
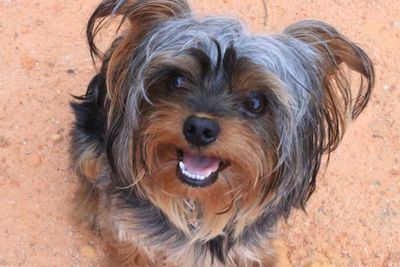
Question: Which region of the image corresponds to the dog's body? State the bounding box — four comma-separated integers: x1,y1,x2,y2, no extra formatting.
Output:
70,1,374,266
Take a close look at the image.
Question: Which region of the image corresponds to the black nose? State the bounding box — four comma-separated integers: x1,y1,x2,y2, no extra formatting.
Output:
183,115,220,147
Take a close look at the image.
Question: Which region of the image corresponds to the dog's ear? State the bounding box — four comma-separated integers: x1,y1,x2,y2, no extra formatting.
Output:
87,0,192,60
276,21,374,208
86,0,192,115
284,20,374,152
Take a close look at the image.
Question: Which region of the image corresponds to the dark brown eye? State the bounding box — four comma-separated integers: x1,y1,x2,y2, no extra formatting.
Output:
170,75,186,90
241,92,267,116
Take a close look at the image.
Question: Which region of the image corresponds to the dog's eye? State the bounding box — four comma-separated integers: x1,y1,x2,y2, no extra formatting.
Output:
170,75,186,90
241,92,267,116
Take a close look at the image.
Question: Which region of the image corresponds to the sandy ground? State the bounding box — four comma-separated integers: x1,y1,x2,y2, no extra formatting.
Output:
0,0,399,266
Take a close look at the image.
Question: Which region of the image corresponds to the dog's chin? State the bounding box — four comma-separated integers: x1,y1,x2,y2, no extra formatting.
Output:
175,150,228,188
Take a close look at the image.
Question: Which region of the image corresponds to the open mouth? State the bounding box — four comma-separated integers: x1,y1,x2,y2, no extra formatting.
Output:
176,150,226,187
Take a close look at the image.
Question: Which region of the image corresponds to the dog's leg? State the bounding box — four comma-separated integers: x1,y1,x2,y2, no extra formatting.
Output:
107,242,152,267
71,178,99,228
105,240,173,267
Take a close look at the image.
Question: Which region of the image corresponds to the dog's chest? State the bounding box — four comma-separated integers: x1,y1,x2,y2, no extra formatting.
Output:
183,198,201,230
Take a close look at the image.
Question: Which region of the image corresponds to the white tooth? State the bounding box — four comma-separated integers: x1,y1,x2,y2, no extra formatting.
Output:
179,161,185,171
180,164,211,181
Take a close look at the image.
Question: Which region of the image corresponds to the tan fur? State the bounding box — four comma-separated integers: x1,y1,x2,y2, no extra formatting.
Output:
106,240,168,267
71,143,103,227
75,143,103,182
71,179,99,228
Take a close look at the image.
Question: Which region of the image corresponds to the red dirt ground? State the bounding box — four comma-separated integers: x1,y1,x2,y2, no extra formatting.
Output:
0,0,399,266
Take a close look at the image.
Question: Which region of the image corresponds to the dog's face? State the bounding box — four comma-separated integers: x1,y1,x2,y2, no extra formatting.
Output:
135,42,284,234
89,0,373,239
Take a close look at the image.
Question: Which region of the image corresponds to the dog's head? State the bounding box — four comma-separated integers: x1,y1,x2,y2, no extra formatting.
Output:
89,0,374,239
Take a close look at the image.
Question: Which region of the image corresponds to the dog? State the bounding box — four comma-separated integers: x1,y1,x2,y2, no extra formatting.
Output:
70,0,374,266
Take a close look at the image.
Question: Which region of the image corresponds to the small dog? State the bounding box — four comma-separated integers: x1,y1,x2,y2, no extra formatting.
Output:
70,0,374,266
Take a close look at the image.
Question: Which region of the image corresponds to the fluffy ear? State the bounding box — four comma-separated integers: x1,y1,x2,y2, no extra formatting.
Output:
284,20,374,152
87,0,192,60
274,20,375,209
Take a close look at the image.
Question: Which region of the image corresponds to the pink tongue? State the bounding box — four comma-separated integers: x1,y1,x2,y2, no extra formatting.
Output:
183,153,221,176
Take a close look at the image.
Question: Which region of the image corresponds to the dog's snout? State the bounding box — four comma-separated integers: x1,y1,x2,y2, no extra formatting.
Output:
183,115,220,147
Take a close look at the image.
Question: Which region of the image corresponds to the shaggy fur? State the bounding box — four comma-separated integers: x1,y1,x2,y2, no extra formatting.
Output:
70,0,374,266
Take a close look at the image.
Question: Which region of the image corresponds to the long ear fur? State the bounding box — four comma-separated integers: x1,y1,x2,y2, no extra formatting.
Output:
278,21,375,210
284,20,374,153
87,0,192,60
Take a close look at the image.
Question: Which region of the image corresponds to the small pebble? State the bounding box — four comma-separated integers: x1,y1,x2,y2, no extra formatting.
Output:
80,245,96,258
0,136,10,148
51,134,62,143
66,69,76,75
392,21,400,28
383,84,389,91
